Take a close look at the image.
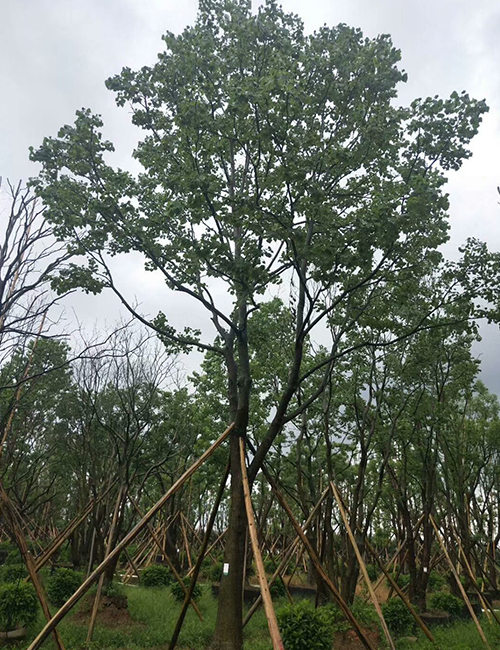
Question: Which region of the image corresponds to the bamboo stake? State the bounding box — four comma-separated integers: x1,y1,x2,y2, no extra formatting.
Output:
330,482,395,650
455,535,499,626
430,516,491,650
243,487,331,627
86,487,124,644
123,547,141,581
26,423,234,650
239,438,284,650
182,513,218,564
0,484,66,650
258,463,375,650
371,540,406,594
122,536,151,583
262,538,293,604
87,528,97,578
364,538,436,644
168,461,230,650
180,515,193,571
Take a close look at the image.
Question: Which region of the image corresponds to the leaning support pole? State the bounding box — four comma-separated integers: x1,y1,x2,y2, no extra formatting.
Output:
0,484,66,650
168,461,230,650
26,423,234,650
331,484,436,645
455,535,500,627
243,485,331,628
330,482,396,650
364,537,436,644
260,463,376,650
239,439,284,650
430,516,491,650
86,486,124,644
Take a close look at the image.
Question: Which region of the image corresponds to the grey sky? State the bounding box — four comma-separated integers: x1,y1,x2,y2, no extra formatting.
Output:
1,0,500,392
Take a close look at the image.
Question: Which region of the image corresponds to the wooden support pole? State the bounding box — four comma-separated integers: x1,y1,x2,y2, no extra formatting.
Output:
371,540,406,594
363,536,436,645
180,515,193,571
123,547,140,581
330,482,395,650
455,534,500,627
86,487,124,644
260,464,376,650
0,483,66,650
239,438,284,650
243,485,331,628
26,423,233,650
168,461,230,650
430,516,491,650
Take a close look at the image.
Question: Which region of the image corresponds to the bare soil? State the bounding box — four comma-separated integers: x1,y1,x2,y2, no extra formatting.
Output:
73,594,139,629
334,628,381,650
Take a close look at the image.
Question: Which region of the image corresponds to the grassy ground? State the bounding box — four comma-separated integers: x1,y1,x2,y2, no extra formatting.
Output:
396,618,500,650
11,584,500,650
16,584,273,650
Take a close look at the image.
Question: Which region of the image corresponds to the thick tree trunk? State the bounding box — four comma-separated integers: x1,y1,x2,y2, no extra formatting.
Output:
212,433,247,650
213,309,251,650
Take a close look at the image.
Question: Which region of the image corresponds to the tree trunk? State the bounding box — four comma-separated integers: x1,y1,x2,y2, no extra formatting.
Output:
212,432,247,650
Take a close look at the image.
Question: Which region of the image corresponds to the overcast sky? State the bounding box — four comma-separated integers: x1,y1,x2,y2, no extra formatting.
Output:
1,0,500,392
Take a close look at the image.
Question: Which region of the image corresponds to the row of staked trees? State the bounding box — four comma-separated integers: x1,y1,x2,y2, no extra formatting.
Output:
2,1,500,648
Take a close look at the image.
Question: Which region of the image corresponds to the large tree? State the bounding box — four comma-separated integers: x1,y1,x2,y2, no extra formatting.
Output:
30,1,488,647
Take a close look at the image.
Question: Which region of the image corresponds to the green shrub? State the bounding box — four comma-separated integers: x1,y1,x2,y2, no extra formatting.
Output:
209,562,223,582
365,564,379,582
1,563,28,583
0,582,38,631
395,573,410,589
382,598,415,636
4,550,22,565
47,568,82,606
171,577,202,603
141,564,172,587
319,603,350,633
103,581,125,598
428,570,446,591
351,597,380,628
264,557,275,573
428,592,464,617
269,576,287,599
277,600,333,650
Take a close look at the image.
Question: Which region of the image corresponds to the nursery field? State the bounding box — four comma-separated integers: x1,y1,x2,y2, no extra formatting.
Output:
2,551,500,650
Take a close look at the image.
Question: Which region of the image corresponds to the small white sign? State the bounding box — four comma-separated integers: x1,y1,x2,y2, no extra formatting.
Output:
223,563,229,576
423,567,428,573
